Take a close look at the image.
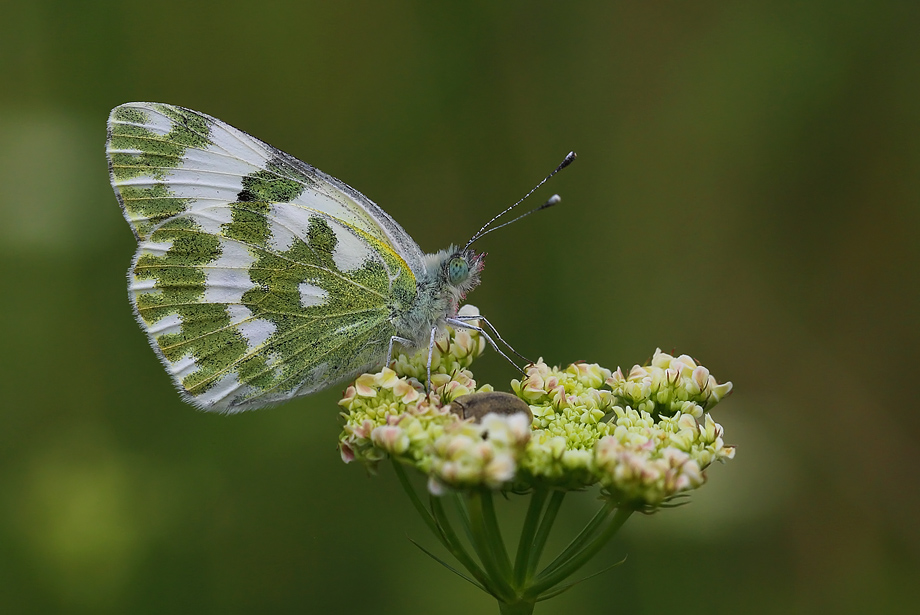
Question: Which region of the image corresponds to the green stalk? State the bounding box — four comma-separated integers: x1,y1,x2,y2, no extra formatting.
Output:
538,500,612,577
480,490,513,579
526,507,633,599
447,491,476,546
512,488,548,588
467,490,516,602
427,495,500,597
526,490,566,578
392,462,498,597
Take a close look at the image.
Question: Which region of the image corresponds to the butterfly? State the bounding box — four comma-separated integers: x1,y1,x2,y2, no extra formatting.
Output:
106,103,573,413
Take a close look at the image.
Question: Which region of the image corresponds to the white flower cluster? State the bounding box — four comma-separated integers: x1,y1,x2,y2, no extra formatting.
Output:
426,412,532,494
338,311,735,507
513,351,735,504
607,348,733,417
339,361,532,492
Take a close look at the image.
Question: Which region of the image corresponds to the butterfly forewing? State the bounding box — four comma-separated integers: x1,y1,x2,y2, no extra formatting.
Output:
107,103,419,412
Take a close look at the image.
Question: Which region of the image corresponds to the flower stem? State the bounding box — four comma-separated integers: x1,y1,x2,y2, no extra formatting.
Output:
395,461,634,608
513,488,549,588
526,506,633,599
480,491,513,579
538,500,612,577
526,490,565,579
392,461,497,595
467,490,516,602
428,495,500,596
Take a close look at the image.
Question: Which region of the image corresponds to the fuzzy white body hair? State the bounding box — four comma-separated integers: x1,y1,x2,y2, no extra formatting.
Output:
392,246,483,348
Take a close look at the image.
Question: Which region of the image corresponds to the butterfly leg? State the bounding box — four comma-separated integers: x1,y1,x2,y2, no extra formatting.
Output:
445,318,526,374
387,335,415,366
426,327,437,393
452,314,532,364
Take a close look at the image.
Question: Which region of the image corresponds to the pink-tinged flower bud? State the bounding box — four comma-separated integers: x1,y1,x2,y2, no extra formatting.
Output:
377,368,399,389
453,329,474,357
355,374,378,397
628,365,649,380
661,447,691,467
392,379,420,403
471,441,494,463
485,455,516,484
505,413,533,443
522,374,546,399
434,334,450,354
372,425,410,455
665,365,681,385
549,385,568,408
692,366,711,391
353,419,376,439
339,386,357,407
457,303,481,327
606,367,625,388
445,435,476,458
529,360,551,377
340,442,355,463
445,461,467,482
677,413,699,432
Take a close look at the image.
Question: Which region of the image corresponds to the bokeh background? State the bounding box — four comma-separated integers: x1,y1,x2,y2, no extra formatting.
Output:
2,1,918,613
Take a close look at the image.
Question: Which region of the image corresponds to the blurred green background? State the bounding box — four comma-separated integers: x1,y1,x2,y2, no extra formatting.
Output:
2,0,918,613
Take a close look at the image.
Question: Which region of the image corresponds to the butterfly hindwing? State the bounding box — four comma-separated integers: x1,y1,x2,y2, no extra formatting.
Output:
107,103,420,412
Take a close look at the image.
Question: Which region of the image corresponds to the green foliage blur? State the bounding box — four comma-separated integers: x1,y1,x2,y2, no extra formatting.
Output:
1,1,917,613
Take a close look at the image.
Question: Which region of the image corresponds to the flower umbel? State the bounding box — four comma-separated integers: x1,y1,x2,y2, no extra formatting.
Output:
338,307,735,613
340,333,733,506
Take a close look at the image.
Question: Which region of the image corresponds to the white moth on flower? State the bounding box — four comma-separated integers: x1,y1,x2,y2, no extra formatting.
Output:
106,103,573,412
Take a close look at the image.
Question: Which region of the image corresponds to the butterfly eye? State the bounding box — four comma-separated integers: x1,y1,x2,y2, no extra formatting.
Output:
448,257,470,285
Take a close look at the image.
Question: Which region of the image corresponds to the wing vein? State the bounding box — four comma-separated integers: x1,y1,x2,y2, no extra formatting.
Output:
185,308,389,394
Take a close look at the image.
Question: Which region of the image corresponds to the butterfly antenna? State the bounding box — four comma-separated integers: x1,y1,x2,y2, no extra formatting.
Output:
464,151,576,250
469,194,561,243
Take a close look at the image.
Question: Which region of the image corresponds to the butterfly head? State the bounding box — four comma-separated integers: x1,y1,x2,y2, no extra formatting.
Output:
426,247,484,306
444,248,484,298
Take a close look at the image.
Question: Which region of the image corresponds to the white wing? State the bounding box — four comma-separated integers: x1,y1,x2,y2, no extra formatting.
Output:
106,103,423,411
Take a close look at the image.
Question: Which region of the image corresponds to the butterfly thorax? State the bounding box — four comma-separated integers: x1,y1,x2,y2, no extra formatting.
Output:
392,247,483,348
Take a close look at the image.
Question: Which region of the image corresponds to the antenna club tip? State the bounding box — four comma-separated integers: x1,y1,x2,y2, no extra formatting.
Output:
537,194,561,211
558,151,577,170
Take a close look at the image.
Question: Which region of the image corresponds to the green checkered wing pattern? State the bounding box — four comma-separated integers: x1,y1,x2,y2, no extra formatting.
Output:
106,103,420,412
